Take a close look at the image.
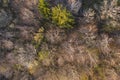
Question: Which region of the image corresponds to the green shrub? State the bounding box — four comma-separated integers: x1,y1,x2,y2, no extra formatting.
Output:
38,0,74,28
38,0,50,19
51,4,74,28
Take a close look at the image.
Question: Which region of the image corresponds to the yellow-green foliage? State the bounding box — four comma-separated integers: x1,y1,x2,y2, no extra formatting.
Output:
27,60,39,74
51,4,74,28
38,0,74,28
38,50,49,61
34,27,44,48
38,0,50,19
14,64,23,70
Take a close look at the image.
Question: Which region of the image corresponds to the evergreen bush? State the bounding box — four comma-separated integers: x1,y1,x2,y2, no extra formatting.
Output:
38,0,74,28
38,0,50,19
51,4,74,28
